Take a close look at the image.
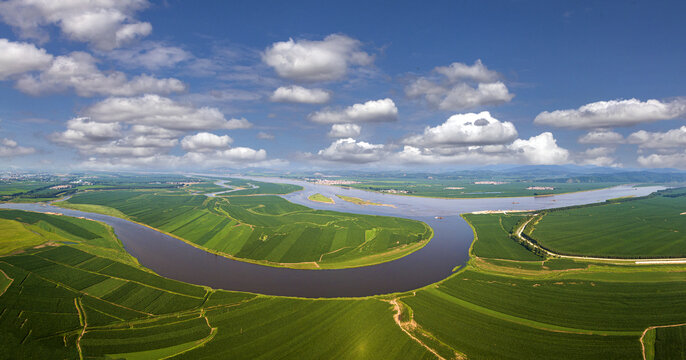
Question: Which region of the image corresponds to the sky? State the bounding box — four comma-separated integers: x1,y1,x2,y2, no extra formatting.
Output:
0,0,684,171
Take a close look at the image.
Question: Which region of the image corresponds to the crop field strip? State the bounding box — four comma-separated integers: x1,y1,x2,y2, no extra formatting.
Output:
0,245,434,359
525,188,686,258
62,190,432,269
211,178,303,196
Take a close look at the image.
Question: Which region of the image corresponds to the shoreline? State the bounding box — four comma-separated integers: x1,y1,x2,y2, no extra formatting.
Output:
50,199,434,271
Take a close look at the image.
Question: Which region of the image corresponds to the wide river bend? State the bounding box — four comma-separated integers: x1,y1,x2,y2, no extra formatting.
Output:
0,178,663,298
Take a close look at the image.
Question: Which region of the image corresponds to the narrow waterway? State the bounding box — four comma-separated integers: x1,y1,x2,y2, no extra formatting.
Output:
0,179,663,298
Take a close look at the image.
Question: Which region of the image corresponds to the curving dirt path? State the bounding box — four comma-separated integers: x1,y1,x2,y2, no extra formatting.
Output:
640,322,686,360
385,299,447,360
0,269,12,297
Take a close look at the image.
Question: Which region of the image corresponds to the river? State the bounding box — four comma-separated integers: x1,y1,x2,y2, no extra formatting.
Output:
0,178,663,298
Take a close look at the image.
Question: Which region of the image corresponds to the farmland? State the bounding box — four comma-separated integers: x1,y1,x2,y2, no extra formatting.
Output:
1,190,686,358
525,188,686,258
394,211,686,359
0,209,134,266
60,189,432,269
0,243,432,359
0,173,215,203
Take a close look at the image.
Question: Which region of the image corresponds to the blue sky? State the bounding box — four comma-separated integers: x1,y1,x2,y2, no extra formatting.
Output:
0,0,684,171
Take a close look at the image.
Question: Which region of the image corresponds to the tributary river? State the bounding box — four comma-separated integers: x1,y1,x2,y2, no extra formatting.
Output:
0,178,663,298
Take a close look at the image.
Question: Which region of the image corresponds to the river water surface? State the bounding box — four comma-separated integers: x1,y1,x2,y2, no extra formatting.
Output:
0,178,663,298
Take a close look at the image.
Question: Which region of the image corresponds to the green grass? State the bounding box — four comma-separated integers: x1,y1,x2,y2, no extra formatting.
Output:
389,212,686,359
336,194,393,207
4,191,686,359
62,190,431,269
402,289,641,360
215,178,303,195
331,177,622,198
528,188,686,258
175,298,433,360
0,218,45,255
0,269,11,296
0,209,135,266
464,213,542,261
0,244,433,359
652,325,686,360
52,201,130,219
307,193,334,204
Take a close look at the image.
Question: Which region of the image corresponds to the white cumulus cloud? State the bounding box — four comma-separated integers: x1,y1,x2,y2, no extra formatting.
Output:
309,98,397,124
0,38,53,80
16,52,186,97
578,130,625,144
181,132,233,151
509,132,570,165
84,95,252,131
0,0,152,50
576,147,620,167
107,42,192,70
627,126,686,149
534,98,686,129
262,34,373,81
406,60,514,111
328,123,361,138
434,59,499,83
403,111,518,146
317,138,388,163
257,132,275,140
637,152,686,169
0,137,36,157
270,85,331,104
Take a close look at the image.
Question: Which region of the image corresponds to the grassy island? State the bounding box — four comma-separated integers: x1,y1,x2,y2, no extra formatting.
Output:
336,195,395,207
307,193,334,204
59,188,430,269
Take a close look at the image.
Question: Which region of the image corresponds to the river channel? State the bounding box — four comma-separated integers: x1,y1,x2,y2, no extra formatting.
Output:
0,178,663,298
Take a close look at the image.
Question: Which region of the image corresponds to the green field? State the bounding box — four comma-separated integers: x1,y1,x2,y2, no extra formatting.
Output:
4,190,686,358
323,177,622,198
61,189,431,269
526,188,686,258
214,178,302,196
307,193,334,204
0,209,136,266
464,212,542,261
336,194,393,207
391,212,686,359
0,174,214,203
0,244,432,359
646,325,686,360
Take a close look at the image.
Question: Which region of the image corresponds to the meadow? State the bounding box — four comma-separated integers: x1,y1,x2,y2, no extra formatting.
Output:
60,190,432,269
336,194,393,207
307,193,334,204
526,188,686,258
